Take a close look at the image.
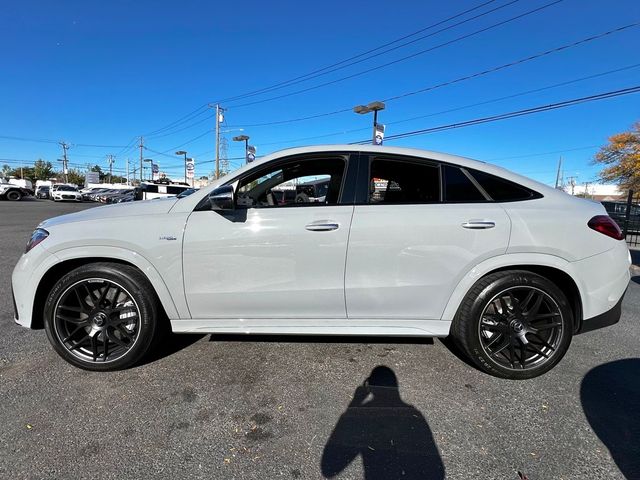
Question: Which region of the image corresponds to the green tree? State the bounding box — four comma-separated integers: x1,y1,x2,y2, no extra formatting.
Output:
66,169,85,186
11,166,35,180
594,121,640,192
33,159,55,181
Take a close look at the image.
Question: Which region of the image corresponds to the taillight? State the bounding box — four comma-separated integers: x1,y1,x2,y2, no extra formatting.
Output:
588,215,624,240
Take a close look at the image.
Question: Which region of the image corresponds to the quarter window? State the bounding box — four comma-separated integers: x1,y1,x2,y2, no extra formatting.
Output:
369,158,440,204
469,169,540,202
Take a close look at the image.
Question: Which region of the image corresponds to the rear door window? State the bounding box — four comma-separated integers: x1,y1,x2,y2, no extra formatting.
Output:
443,165,486,202
369,158,440,204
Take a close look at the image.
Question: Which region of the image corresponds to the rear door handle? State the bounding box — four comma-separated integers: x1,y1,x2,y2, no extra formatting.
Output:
305,220,339,232
462,220,495,229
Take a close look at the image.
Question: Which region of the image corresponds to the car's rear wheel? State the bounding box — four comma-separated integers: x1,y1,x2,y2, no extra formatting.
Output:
451,270,573,379
44,262,159,371
6,190,22,201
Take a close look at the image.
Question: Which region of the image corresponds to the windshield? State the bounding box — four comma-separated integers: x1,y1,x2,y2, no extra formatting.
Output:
58,186,77,191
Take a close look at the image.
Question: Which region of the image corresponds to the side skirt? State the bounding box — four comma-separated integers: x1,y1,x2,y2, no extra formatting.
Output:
170,318,452,337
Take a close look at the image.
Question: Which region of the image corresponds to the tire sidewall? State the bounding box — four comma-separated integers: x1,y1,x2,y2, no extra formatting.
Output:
7,190,21,201
459,271,573,380
44,263,157,371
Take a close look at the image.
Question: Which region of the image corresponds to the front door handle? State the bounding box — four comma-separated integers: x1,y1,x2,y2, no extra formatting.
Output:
305,220,339,232
462,220,495,229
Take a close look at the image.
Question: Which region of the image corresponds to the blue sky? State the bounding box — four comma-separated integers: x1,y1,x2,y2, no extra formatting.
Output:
1,0,639,185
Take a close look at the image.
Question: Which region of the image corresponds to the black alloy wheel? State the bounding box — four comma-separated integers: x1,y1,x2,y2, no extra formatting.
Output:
452,270,573,379
478,286,564,370
44,262,160,371
53,279,141,364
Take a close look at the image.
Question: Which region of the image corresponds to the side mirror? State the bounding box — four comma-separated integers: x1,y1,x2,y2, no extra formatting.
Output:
208,184,235,211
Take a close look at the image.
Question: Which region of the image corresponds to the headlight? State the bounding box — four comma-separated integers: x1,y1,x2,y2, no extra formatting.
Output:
25,228,49,253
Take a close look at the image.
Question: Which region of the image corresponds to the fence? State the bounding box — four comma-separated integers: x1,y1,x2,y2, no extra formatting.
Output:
620,190,640,247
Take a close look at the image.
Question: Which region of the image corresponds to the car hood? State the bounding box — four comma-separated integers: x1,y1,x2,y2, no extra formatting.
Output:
40,197,179,228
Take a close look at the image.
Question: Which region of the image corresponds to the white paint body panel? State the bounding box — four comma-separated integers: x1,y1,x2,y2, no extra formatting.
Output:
183,206,354,319
11,145,631,338
345,203,511,320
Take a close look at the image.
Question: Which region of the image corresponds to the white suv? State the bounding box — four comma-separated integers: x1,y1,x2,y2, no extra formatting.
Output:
11,146,631,378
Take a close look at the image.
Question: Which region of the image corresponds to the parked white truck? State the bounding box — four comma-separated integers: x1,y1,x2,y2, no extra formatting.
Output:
0,178,33,201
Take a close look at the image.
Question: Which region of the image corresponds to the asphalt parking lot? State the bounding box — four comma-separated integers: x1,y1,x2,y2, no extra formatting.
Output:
1,199,638,480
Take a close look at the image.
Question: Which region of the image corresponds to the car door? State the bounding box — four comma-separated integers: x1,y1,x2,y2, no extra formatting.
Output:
345,154,511,320
182,153,357,319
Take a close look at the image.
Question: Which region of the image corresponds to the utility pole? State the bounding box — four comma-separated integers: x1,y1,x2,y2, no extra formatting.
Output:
126,159,130,186
107,154,115,184
566,176,577,195
211,104,224,179
59,141,70,183
139,136,144,184
554,156,563,189
584,181,591,199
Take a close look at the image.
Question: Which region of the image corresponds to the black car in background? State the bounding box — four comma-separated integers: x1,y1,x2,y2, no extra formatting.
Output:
36,186,50,199
601,200,640,234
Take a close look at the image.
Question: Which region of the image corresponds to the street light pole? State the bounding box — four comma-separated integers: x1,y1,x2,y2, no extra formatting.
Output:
233,135,250,164
353,101,386,144
176,151,187,184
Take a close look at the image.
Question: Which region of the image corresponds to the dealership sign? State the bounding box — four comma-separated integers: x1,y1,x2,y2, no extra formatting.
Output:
186,158,195,179
247,145,256,163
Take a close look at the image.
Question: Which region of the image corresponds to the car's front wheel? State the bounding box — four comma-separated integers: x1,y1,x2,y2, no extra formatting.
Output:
44,262,160,371
451,270,573,379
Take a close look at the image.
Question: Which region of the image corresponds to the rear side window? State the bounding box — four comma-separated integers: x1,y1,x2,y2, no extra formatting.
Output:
469,169,540,202
443,165,486,202
369,158,439,204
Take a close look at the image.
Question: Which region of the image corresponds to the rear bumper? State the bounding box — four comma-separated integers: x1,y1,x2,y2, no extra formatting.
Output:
576,288,625,334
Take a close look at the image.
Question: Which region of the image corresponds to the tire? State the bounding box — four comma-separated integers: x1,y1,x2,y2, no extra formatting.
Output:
451,270,573,380
6,190,22,201
44,262,160,371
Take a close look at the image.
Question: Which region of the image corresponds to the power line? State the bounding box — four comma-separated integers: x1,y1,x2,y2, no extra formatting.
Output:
228,0,565,109
142,104,210,137
381,23,639,104
217,0,512,104
383,63,640,126
353,85,640,143
227,23,639,128
235,64,640,150
135,2,506,142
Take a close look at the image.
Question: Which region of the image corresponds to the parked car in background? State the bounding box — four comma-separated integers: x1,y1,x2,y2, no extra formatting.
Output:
105,190,134,203
135,180,193,200
36,186,51,199
11,145,630,379
52,185,82,202
82,188,109,201
0,178,32,201
601,200,640,234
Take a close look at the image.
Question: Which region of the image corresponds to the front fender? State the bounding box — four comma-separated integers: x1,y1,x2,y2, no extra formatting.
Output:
50,245,184,320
